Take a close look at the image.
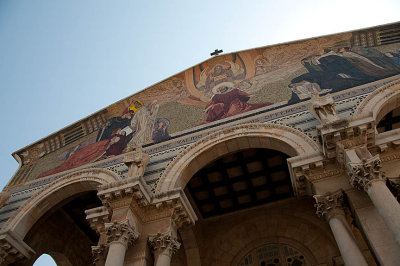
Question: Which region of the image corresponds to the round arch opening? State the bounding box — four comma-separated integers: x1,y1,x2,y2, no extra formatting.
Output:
23,190,103,265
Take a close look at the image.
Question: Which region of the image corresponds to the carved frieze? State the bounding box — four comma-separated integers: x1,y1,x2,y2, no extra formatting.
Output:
313,190,345,221
97,177,151,210
105,219,139,247
148,231,181,256
98,177,196,228
318,114,375,159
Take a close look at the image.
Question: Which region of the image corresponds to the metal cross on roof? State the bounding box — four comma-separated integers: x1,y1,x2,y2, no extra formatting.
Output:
210,49,223,56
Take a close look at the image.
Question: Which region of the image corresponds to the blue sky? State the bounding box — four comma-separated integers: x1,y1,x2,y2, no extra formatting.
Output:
0,1,399,265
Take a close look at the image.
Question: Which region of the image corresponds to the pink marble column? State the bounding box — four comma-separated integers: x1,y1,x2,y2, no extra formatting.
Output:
314,190,368,266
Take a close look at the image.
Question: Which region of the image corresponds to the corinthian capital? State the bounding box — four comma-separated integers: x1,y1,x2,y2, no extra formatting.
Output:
105,220,139,247
348,154,384,191
313,190,345,221
148,231,181,256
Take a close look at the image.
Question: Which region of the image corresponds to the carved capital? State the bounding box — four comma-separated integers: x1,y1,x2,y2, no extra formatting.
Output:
347,154,384,191
105,220,139,247
313,190,345,221
91,245,107,265
148,231,181,257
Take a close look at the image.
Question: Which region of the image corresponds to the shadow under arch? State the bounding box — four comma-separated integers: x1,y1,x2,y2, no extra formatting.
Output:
156,123,320,193
2,168,119,240
356,79,400,124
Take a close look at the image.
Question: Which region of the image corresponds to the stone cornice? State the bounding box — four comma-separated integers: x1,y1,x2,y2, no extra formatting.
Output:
318,114,375,160
0,230,35,264
98,177,197,228
85,206,111,234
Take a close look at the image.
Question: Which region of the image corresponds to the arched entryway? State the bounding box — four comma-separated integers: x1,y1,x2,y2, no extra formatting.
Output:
157,124,340,266
2,169,119,265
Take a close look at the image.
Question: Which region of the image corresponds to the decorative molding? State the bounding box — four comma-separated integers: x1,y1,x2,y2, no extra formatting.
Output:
1,168,119,234
97,177,151,209
148,231,181,256
85,206,111,234
98,177,196,228
313,190,345,221
105,219,139,247
0,231,35,265
347,154,384,191
356,79,400,117
318,115,375,160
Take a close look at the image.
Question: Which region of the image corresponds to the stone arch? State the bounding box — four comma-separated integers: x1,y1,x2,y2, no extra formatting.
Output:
156,123,320,193
197,200,340,266
356,79,400,124
2,168,119,240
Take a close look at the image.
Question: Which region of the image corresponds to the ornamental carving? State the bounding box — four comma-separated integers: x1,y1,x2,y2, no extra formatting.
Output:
313,190,344,221
105,220,139,247
0,240,26,265
148,231,181,256
309,92,339,124
91,245,106,265
347,154,384,191
123,146,150,178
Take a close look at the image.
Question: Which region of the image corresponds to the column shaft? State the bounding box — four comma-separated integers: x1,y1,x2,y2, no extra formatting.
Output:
105,242,127,266
368,180,400,245
154,249,172,266
329,215,368,266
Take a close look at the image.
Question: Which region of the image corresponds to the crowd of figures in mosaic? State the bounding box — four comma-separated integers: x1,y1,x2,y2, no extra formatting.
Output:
9,23,400,184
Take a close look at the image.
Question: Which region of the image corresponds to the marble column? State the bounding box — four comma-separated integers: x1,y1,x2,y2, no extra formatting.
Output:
348,155,400,245
314,190,368,266
148,231,181,266
104,220,139,266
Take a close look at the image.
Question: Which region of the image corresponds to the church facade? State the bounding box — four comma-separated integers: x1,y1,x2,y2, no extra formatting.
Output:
0,22,400,266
